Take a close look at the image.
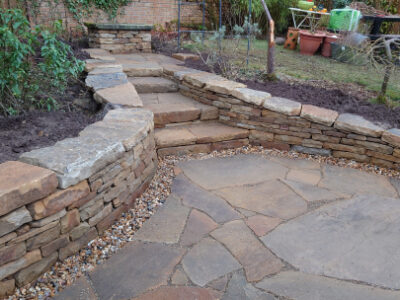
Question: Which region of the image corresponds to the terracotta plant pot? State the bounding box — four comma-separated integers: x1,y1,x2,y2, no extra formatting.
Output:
322,33,338,57
299,30,326,56
284,27,300,50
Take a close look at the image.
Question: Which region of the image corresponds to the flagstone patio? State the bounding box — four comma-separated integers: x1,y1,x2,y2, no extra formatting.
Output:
55,154,400,300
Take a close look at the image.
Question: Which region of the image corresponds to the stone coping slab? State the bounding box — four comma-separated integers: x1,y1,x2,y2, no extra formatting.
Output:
85,23,153,31
19,109,153,189
334,113,385,138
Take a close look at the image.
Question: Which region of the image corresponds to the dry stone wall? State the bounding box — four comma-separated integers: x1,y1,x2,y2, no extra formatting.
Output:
163,64,400,170
0,49,156,296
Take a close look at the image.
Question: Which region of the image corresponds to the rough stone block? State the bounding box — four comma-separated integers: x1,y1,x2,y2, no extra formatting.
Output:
231,88,271,106
382,128,400,148
172,53,200,61
123,62,162,77
333,151,370,163
323,142,366,155
15,252,57,287
30,209,66,228
94,82,143,107
88,65,123,75
41,235,69,257
155,128,196,148
334,114,384,137
0,250,41,281
366,150,400,163
60,209,81,234
341,138,393,154
274,135,303,145
300,105,338,126
312,133,340,144
211,139,249,151
26,224,60,251
0,206,32,238
205,80,246,95
263,97,301,116
28,181,90,220
0,279,15,297
183,72,223,88
10,221,58,245
88,204,113,227
69,222,90,241
85,72,128,91
0,243,26,266
0,161,57,217
20,136,126,189
80,197,104,221
249,130,274,141
157,144,211,157
59,228,97,261
96,205,126,234
292,145,332,156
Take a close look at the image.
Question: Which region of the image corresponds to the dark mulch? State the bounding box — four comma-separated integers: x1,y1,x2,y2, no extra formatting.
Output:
0,40,102,164
183,57,400,129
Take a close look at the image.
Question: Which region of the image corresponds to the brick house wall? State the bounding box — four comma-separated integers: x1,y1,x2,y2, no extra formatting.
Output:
2,0,204,33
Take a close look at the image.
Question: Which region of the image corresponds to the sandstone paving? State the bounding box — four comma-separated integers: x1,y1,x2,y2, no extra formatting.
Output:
223,270,277,300
171,175,240,223
319,164,397,197
216,180,307,220
286,168,321,185
180,209,218,247
262,194,400,289
133,286,221,300
179,155,288,190
256,271,400,300
89,241,184,299
53,276,97,300
130,77,178,93
182,237,241,287
211,220,283,282
85,72,129,91
171,268,189,285
245,215,282,237
133,195,190,244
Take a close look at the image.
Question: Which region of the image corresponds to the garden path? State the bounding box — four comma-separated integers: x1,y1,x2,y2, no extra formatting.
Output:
55,154,400,300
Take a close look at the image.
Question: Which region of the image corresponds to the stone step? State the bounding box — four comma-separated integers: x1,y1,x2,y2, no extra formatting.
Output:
155,121,250,156
130,77,179,93
141,93,218,126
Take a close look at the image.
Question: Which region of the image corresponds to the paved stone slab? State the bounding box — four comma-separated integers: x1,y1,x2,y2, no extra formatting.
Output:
88,64,123,75
187,122,249,143
223,270,276,300
0,250,41,281
211,220,283,282
382,128,400,147
15,251,57,286
172,53,201,61
256,271,400,300
183,72,224,88
182,237,241,287
134,195,189,244
180,209,218,247
283,180,348,203
232,88,271,106
93,82,143,107
262,195,400,289
133,286,221,300
53,276,97,300
301,105,338,126
268,156,320,170
130,77,178,93
286,169,321,185
319,165,397,197
171,175,240,223
334,113,384,137
84,60,117,72
89,241,184,299
149,104,201,125
179,155,288,190
216,180,307,220
171,268,189,285
245,215,282,237
263,97,301,116
207,275,229,291
85,72,128,91
123,61,163,77
205,80,246,95
0,161,58,217
83,48,115,61
155,127,197,148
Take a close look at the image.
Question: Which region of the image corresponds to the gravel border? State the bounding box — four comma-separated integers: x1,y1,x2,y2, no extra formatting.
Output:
6,145,400,299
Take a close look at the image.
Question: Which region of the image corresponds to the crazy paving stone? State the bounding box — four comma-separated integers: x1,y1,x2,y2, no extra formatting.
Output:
286,169,321,186
245,215,282,237
319,165,397,197
223,270,277,300
134,195,189,244
211,220,283,282
172,175,240,223
179,155,287,190
256,271,400,300
133,286,221,300
89,241,184,299
182,238,241,287
262,195,400,289
53,276,97,300
180,209,218,247
216,180,307,220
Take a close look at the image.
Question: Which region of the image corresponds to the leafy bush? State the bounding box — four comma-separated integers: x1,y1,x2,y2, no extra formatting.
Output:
0,9,84,116
333,0,353,8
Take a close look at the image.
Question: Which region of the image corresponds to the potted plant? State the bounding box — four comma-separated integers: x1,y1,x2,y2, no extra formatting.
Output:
299,6,326,55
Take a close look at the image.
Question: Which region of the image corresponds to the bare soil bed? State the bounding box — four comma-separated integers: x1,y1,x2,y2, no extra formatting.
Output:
182,57,400,129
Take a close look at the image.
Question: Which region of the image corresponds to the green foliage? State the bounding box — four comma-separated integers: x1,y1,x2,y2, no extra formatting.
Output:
333,0,352,8
228,0,298,34
62,0,132,21
0,9,84,116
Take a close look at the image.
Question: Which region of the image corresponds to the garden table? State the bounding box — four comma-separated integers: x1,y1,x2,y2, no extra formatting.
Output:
362,15,400,40
289,7,331,31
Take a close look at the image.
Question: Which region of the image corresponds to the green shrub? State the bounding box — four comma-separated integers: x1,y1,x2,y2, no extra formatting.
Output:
0,9,84,116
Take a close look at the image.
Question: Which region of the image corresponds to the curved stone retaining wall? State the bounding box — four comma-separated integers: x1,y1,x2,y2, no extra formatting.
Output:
163,64,400,170
0,108,156,296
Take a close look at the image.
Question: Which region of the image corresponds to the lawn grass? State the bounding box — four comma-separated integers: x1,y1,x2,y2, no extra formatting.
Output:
183,38,400,102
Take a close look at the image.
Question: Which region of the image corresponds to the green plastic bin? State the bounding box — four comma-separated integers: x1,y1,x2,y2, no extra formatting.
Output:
328,9,362,32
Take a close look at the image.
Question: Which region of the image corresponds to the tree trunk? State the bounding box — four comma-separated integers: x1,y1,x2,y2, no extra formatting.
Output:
260,0,276,78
